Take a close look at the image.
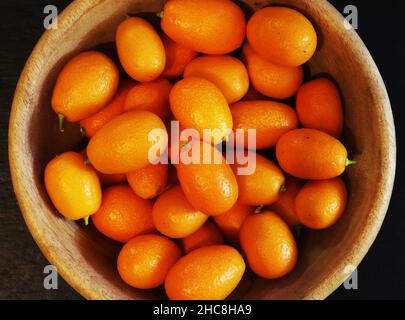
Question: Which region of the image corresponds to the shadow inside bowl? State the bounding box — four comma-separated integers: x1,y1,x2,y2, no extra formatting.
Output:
9,0,395,300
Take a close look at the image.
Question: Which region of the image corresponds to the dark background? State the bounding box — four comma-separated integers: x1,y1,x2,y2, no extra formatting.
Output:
0,0,404,300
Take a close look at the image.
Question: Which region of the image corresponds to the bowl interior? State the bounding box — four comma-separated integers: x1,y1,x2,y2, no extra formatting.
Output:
9,0,395,299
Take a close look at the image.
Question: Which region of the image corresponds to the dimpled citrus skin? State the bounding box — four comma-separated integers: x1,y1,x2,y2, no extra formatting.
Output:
165,245,245,300
296,78,344,137
181,220,225,253
87,110,167,174
295,178,347,229
152,185,208,238
161,34,198,79
276,128,348,180
51,51,119,122
127,163,168,200
213,202,253,246
240,211,298,279
230,100,298,149
161,0,246,55
118,234,181,289
170,77,233,144
184,55,249,104
80,80,135,138
116,17,165,82
44,152,101,220
177,141,238,216
123,78,172,120
247,7,317,67
268,176,303,228
91,185,154,242
232,152,285,206
242,43,304,100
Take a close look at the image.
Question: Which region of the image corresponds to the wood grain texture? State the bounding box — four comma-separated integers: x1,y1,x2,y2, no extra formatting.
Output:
6,0,396,300
0,0,80,299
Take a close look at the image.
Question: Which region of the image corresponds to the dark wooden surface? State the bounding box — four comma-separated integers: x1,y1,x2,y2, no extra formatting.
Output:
1,0,404,300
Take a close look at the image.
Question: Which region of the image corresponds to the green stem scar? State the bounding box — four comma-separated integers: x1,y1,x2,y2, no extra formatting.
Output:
83,215,90,226
84,159,91,165
254,205,264,214
279,184,287,193
345,159,357,167
58,114,65,132
181,141,192,151
156,11,164,18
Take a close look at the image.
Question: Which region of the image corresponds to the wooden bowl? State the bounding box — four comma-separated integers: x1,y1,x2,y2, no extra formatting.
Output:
9,0,396,300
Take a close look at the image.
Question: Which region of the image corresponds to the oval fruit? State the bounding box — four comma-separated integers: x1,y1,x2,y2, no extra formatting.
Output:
276,128,349,180
295,177,347,229
87,110,167,174
127,163,168,200
181,221,225,253
242,43,303,99
116,17,165,82
184,55,249,104
118,234,181,289
152,185,208,238
51,51,119,122
177,141,238,215
80,80,135,138
123,78,172,120
247,7,317,66
170,77,233,144
161,0,246,54
232,152,285,206
268,176,302,228
44,152,101,221
165,245,245,300
231,100,298,149
296,78,344,137
240,211,298,279
161,34,198,79
213,202,253,246
91,185,154,242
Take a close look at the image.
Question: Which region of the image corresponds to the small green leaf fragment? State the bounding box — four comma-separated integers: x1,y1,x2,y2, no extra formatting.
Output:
345,159,357,167
58,114,65,132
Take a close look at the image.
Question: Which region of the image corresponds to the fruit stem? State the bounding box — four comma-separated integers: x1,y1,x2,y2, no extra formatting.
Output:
156,10,164,18
279,184,287,193
80,127,86,136
83,215,90,226
345,159,357,167
84,159,91,165
254,205,264,214
58,114,65,132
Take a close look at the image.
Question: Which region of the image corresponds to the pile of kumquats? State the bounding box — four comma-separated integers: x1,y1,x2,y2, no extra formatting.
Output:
44,0,355,300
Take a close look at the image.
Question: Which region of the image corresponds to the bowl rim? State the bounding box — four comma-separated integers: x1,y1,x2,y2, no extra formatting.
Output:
8,0,396,300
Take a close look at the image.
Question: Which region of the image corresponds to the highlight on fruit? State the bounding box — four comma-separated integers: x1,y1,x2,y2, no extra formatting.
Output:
41,0,357,301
